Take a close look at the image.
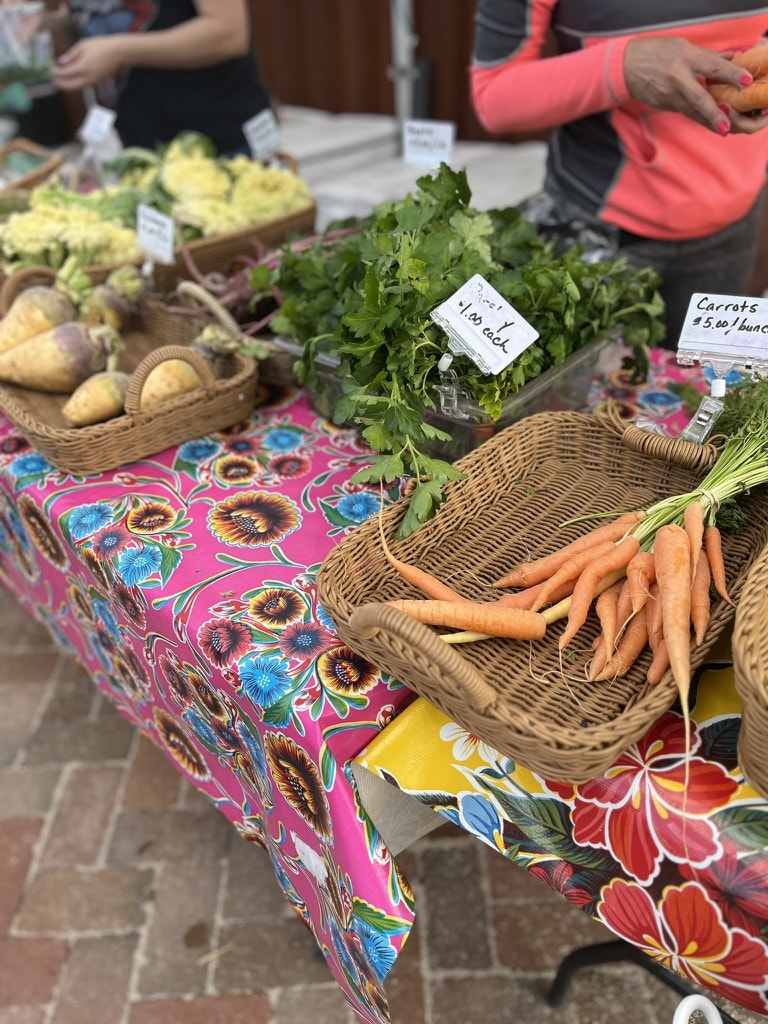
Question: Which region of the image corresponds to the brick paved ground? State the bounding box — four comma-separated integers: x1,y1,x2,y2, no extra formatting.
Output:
0,582,763,1024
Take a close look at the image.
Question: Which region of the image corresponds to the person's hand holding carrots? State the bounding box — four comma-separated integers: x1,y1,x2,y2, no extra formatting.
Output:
624,36,768,136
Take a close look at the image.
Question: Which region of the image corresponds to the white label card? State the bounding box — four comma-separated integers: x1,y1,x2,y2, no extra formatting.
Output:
243,109,280,161
430,274,539,376
679,293,768,363
136,204,175,265
402,119,455,165
78,105,116,147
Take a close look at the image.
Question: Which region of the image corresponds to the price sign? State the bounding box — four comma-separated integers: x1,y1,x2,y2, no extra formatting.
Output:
679,293,768,366
243,109,280,161
136,204,175,265
402,119,455,165
78,105,116,148
430,274,539,376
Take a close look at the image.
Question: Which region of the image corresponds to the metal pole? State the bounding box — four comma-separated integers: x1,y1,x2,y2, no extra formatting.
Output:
388,0,418,127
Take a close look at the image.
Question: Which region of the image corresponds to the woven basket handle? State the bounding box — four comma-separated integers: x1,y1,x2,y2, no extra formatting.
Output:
347,602,500,713
272,150,299,175
0,265,57,316
175,280,243,341
597,401,719,472
124,344,216,415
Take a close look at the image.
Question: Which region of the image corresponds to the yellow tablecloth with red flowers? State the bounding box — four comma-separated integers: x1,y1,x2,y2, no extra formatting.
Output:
0,347,766,1022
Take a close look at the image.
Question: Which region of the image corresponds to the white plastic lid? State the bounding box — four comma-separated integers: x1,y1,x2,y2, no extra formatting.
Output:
710,377,727,398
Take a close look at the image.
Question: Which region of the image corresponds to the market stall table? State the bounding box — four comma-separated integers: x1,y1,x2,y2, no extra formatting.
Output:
1,348,767,1022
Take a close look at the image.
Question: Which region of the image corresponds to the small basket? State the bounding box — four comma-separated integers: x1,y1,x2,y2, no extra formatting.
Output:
732,543,768,799
171,280,298,389
150,200,317,294
317,409,768,784
0,138,62,196
0,304,260,475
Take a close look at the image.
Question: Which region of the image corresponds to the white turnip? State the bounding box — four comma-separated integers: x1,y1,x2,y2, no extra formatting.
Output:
0,323,122,393
0,286,77,355
61,369,131,426
139,359,203,409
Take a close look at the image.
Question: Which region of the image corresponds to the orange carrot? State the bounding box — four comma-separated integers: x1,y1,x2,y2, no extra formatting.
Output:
690,546,712,646
387,599,547,640
593,606,648,680
654,524,693,759
615,576,634,636
495,578,575,610
378,509,469,603
645,580,663,653
625,550,656,615
530,539,616,612
494,510,645,588
558,535,641,651
683,500,705,584
704,524,734,606
646,637,670,685
588,635,609,681
594,579,623,660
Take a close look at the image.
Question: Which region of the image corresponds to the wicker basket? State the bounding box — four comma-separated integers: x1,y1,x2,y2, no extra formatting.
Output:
732,543,768,799
0,267,297,390
171,280,298,389
0,138,62,197
0,304,260,475
317,409,768,784
0,202,316,295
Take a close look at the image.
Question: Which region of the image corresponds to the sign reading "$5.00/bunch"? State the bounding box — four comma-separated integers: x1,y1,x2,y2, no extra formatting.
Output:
679,293,768,363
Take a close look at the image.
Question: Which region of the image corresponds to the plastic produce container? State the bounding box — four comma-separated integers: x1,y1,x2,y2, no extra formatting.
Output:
270,333,612,459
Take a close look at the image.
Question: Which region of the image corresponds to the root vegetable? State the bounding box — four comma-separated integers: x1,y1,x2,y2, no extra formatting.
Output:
0,286,77,355
378,504,469,603
387,598,547,640
654,523,693,759
139,359,203,410
494,510,645,589
78,284,133,331
593,605,648,681
0,322,121,393
77,265,146,331
62,370,131,426
557,534,640,650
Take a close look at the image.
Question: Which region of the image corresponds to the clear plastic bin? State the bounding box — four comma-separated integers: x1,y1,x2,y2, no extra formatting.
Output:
270,333,613,459
0,4,51,86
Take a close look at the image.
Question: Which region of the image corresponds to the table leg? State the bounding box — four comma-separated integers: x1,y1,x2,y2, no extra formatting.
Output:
546,939,743,1023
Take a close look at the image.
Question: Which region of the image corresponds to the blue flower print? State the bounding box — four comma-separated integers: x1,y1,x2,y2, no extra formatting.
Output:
91,598,120,643
178,439,219,464
315,603,335,630
10,452,51,478
116,545,162,586
354,921,396,981
262,428,302,453
457,792,504,852
68,502,114,540
336,491,379,524
183,707,220,750
238,654,293,707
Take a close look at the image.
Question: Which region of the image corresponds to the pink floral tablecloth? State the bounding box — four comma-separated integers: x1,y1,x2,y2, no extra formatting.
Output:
1,347,765,1021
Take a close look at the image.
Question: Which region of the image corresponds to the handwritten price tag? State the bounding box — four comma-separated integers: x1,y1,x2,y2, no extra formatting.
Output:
402,119,455,165
430,274,539,375
78,104,116,148
136,204,175,265
243,109,280,161
679,293,768,364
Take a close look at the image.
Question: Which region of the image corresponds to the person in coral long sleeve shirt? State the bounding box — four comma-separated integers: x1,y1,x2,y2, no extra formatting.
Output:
471,1,768,346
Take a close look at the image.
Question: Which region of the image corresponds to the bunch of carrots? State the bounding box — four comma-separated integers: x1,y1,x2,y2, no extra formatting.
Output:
379,404,768,756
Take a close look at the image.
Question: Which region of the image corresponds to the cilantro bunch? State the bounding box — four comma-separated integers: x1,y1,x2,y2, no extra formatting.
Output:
255,164,665,536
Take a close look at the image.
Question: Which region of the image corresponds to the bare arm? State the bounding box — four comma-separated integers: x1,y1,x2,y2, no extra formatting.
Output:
50,0,251,92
